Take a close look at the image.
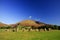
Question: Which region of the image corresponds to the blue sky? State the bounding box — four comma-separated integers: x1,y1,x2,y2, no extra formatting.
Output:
0,0,60,25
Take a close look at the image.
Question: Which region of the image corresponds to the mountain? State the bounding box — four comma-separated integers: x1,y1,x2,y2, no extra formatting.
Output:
0,20,53,28
0,22,7,27
17,20,46,27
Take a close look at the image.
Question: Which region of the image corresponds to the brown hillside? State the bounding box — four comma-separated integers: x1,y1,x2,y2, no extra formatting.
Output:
9,24,18,28
0,22,7,27
18,20,45,27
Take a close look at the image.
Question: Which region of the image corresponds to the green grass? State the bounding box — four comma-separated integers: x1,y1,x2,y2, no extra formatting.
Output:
0,30,60,40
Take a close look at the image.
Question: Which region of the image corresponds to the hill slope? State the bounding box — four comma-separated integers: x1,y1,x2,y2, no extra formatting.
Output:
0,22,8,27
18,20,46,27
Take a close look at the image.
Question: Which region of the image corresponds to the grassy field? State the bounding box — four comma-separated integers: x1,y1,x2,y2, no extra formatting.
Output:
0,30,60,40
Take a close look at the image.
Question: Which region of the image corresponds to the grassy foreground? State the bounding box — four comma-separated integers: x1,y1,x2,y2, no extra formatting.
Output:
0,30,60,40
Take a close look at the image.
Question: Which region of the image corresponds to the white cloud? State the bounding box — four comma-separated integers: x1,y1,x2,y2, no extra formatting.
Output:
35,18,40,21
29,16,32,19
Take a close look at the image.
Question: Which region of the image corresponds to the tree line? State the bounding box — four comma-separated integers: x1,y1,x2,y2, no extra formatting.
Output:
0,24,60,32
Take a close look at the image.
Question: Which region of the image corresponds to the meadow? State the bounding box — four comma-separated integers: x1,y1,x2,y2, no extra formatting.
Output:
0,30,60,40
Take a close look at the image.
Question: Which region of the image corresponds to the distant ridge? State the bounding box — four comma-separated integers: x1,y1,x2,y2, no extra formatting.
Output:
0,20,57,27
0,22,7,27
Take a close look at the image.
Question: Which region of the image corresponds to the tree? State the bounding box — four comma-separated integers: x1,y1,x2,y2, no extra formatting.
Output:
58,26,60,30
53,25,58,30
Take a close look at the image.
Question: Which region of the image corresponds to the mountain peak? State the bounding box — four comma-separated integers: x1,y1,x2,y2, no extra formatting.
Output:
17,20,45,27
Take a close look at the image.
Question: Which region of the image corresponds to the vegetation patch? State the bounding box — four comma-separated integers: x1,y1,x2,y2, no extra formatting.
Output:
0,30,60,40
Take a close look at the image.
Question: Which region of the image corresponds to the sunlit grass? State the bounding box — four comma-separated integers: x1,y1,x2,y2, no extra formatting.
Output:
0,30,60,40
